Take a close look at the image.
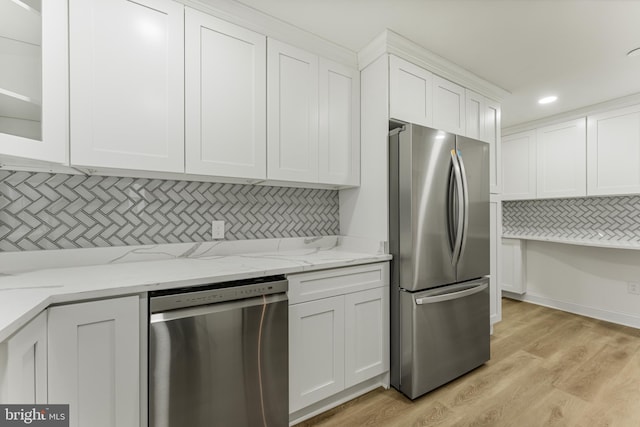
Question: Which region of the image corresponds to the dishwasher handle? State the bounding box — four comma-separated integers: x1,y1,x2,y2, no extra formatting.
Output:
415,282,488,305
151,292,287,323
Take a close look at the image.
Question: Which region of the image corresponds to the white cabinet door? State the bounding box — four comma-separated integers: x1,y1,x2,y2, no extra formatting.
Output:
344,287,388,388
289,295,345,413
489,199,502,326
465,89,483,140
319,58,360,186
185,8,266,180
587,104,640,196
433,75,465,135
502,130,536,200
0,311,47,403
466,90,501,194
485,98,502,194
267,39,319,183
501,238,526,294
537,118,586,198
389,55,433,127
0,0,67,163
70,0,184,173
48,296,140,427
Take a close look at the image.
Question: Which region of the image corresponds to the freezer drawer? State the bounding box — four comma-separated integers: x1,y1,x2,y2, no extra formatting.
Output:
399,278,490,399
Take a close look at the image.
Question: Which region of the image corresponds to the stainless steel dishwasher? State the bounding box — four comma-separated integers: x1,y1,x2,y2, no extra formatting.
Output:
149,275,288,427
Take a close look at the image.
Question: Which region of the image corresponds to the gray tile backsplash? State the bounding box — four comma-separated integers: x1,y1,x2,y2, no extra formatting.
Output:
502,196,640,242
0,171,339,251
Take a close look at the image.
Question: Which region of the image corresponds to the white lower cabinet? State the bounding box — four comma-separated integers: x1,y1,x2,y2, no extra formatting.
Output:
288,263,389,415
501,238,527,295
0,311,48,403
344,286,388,388
48,296,140,427
289,295,345,412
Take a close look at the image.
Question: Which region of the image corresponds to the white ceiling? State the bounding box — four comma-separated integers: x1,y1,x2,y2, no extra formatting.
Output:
226,0,640,128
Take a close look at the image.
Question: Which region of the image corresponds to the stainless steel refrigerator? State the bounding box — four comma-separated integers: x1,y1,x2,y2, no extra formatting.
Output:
389,123,490,400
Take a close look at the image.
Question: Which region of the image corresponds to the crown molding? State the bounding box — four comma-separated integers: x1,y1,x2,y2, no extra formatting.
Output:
358,29,510,102
180,0,358,68
503,91,640,136
357,31,389,71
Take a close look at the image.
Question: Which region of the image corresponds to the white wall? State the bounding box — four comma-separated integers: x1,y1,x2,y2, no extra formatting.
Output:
339,54,389,241
515,241,640,328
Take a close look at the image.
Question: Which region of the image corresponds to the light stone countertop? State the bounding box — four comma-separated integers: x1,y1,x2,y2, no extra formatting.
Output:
501,234,640,250
0,236,391,342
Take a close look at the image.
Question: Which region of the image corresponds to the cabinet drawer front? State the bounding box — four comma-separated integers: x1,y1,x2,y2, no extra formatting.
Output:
288,262,389,304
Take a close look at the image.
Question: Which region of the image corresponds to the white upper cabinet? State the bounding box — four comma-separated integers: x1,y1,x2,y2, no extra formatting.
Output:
502,130,536,200
465,89,483,140
267,39,319,183
185,8,266,180
268,39,359,187
69,0,185,173
536,118,586,198
587,104,640,196
389,55,433,127
466,89,502,193
0,0,67,163
319,59,360,186
433,75,466,135
485,98,502,194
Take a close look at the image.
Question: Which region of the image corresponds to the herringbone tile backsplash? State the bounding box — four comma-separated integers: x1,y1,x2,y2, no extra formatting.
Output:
503,196,640,242
0,171,339,252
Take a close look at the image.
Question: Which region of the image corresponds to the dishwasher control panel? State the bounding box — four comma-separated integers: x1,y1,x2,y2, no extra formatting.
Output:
149,276,288,313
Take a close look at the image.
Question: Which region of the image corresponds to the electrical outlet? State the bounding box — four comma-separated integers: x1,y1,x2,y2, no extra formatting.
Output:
627,282,640,295
212,220,225,239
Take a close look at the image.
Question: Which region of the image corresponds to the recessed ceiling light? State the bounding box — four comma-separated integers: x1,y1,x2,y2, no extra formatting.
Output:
538,96,558,105
628,47,640,58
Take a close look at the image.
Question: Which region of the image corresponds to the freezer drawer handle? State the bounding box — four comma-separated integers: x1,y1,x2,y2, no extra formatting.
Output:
414,282,488,305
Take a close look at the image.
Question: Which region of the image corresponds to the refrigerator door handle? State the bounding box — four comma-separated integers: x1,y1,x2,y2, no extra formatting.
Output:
414,282,488,305
456,149,470,265
449,150,464,266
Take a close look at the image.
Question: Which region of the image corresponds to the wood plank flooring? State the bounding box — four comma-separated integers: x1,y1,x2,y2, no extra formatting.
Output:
295,299,640,427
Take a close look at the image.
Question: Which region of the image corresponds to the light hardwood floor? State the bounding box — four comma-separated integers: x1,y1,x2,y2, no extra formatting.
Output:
296,298,640,427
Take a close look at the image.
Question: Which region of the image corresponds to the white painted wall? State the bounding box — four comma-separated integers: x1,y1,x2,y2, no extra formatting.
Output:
515,241,640,328
339,54,389,241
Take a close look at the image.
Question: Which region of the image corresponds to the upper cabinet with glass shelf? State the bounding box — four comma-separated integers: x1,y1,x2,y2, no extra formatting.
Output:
0,0,68,164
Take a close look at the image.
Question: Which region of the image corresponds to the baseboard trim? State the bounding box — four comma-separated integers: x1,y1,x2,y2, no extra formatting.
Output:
503,291,640,329
288,374,388,426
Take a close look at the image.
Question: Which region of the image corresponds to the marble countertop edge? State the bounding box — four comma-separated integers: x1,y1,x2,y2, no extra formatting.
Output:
501,234,640,250
0,243,391,343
